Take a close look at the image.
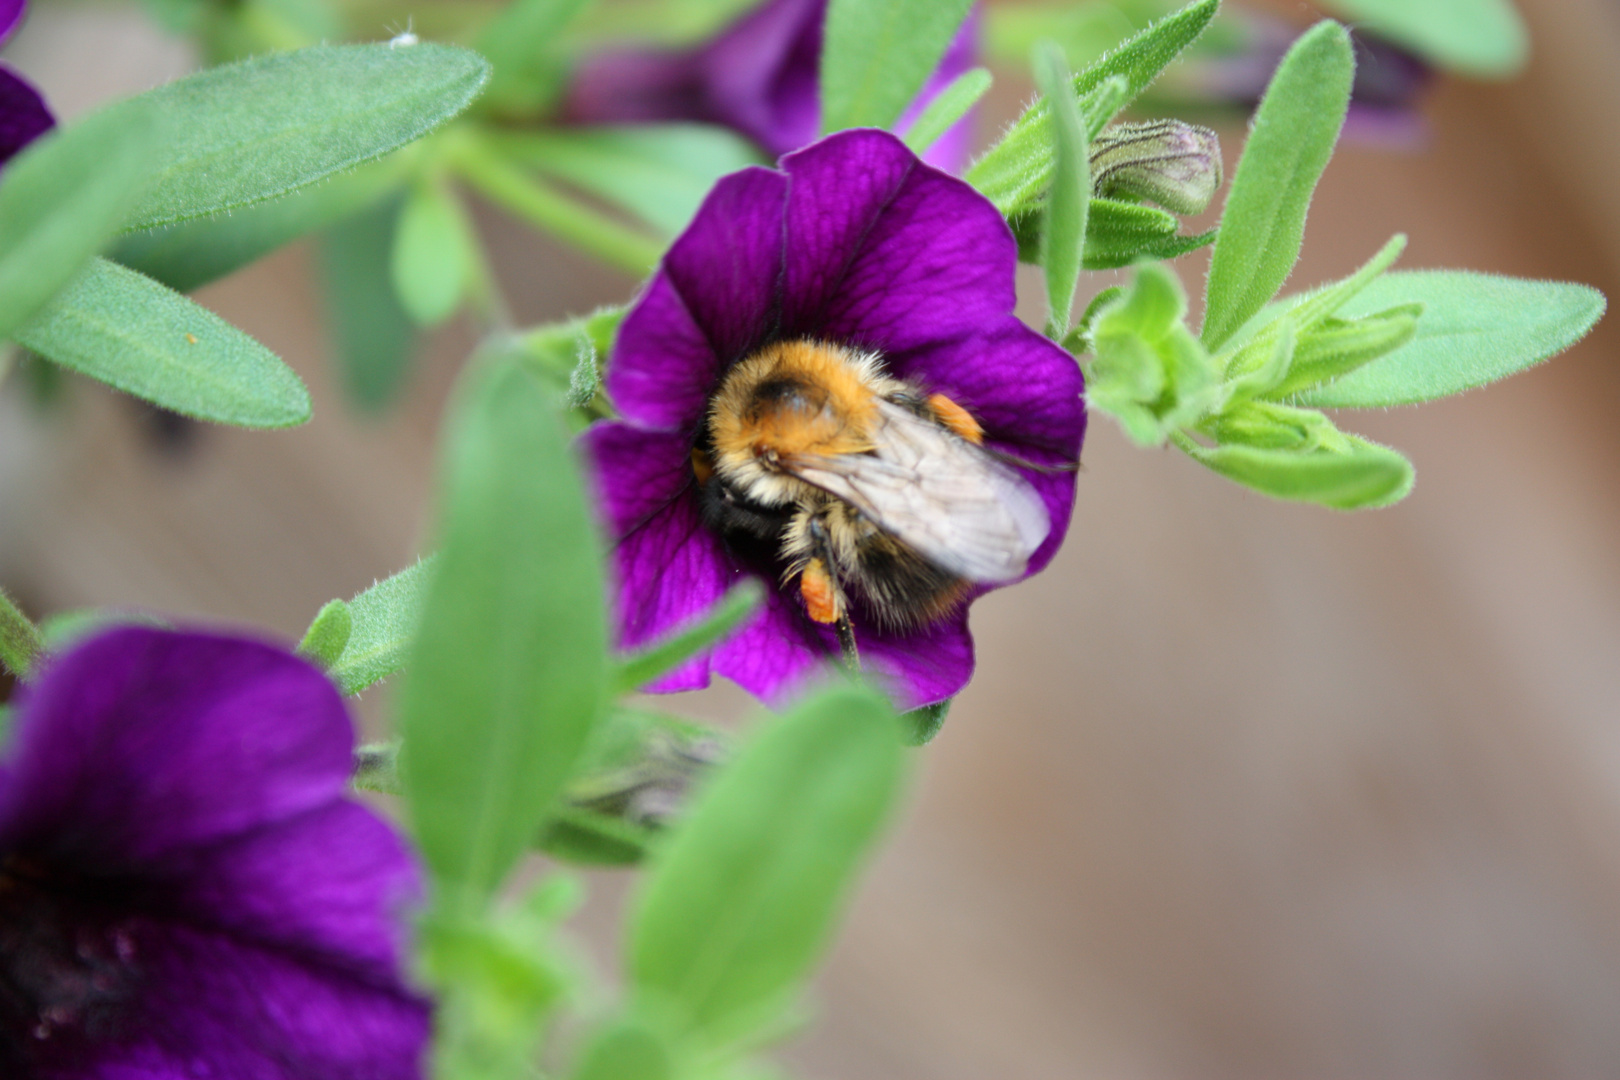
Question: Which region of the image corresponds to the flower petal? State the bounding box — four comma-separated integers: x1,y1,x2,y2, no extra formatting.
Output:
607,166,787,431
895,6,981,174
700,0,824,157
0,0,23,45
779,129,1016,353
584,423,741,690
0,628,355,868
858,607,976,710
710,580,832,706
0,65,54,166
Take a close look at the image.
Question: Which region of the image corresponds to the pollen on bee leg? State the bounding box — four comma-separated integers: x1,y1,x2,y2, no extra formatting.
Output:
927,393,984,444
800,558,842,624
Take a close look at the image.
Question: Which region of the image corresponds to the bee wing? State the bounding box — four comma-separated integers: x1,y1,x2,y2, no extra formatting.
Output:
789,400,1051,583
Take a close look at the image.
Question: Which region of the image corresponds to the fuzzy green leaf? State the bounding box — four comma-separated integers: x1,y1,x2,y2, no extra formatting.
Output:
901,67,992,157
1202,21,1353,351
630,686,903,1048
1175,429,1414,509
614,581,763,694
0,105,159,342
320,195,418,411
1321,0,1526,76
400,362,608,909
14,258,310,428
821,0,976,133
113,42,489,231
296,599,353,670
1034,44,1089,338
1267,304,1420,399
325,556,439,696
1296,272,1606,408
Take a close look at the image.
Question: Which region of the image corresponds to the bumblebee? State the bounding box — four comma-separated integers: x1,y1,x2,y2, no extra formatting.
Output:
694,339,1053,663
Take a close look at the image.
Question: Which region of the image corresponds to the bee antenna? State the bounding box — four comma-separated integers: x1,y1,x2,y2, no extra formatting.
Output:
987,448,1082,474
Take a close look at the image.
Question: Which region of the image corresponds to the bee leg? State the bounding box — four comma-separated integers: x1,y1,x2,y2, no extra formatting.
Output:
834,614,860,670
802,518,861,671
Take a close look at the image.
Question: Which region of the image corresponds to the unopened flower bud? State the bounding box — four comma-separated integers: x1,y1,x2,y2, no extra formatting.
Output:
1089,119,1223,216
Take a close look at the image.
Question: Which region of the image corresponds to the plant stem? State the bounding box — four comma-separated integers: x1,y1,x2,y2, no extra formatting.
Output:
449,133,663,279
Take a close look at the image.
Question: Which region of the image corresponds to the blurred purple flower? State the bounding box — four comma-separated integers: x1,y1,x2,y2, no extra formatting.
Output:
1187,17,1434,147
0,0,53,166
0,627,430,1078
584,129,1084,710
562,0,979,170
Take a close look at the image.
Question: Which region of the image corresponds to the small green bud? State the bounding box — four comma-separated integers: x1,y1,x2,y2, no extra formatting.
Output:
297,598,353,671
1090,119,1223,216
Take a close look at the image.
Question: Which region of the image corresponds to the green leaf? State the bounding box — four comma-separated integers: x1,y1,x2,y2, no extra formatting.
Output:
1033,43,1090,339
1266,304,1420,399
901,67,992,158
967,0,1218,214
325,556,437,696
14,258,311,428
900,698,950,746
490,125,764,239
320,195,418,412
1321,0,1526,77
519,306,626,416
296,599,353,670
112,42,489,231
1174,429,1414,509
476,0,593,114
400,362,608,909
0,104,159,342
573,1021,674,1080
1201,21,1353,352
0,587,43,681
1295,272,1607,408
630,686,904,1048
821,0,976,133
391,178,477,327
113,159,405,293
615,581,763,693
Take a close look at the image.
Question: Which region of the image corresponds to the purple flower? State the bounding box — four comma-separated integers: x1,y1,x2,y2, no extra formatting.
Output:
562,0,979,170
0,0,54,167
0,627,430,1078
584,129,1084,711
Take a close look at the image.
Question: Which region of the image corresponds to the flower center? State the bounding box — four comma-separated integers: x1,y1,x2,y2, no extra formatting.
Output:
0,854,144,1070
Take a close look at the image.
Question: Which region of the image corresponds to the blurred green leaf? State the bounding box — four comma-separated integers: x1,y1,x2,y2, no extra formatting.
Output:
1174,429,1414,509
114,159,405,293
1033,43,1090,338
492,125,765,239
630,685,904,1049
968,0,1218,214
900,699,950,746
111,42,489,231
1296,272,1607,408
391,178,477,327
0,105,158,342
901,67,992,157
1202,21,1352,351
14,258,310,428
296,599,353,670
573,1021,674,1080
325,557,438,696
1321,0,1526,76
477,0,592,114
615,581,763,694
320,195,418,411
400,362,608,909
821,0,976,133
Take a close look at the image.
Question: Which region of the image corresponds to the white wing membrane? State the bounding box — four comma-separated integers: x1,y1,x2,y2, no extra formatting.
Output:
789,400,1050,583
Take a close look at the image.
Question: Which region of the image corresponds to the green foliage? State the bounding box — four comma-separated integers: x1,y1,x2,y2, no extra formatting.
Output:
1014,197,1214,270
820,0,976,133
14,258,311,428
630,685,904,1050
1033,44,1090,339
1172,430,1414,509
295,599,353,670
476,0,593,115
391,178,478,327
399,361,608,911
320,195,418,411
614,582,764,694
518,305,626,418
109,42,489,231
1295,272,1606,407
572,1022,674,1080
967,0,1218,215
1320,0,1526,76
0,105,159,342
115,159,405,293
492,126,766,239
900,67,993,157
0,587,43,681
900,698,951,746
323,558,435,696
1202,21,1353,351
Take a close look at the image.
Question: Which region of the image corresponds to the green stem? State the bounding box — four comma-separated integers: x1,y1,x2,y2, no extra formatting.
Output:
449,133,663,279
0,586,44,680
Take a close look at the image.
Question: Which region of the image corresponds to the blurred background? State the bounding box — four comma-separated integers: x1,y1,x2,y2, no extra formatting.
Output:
4,0,1620,1076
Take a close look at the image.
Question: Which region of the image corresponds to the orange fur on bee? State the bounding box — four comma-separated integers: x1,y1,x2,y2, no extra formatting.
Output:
709,341,882,466
799,558,842,623
927,393,984,444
